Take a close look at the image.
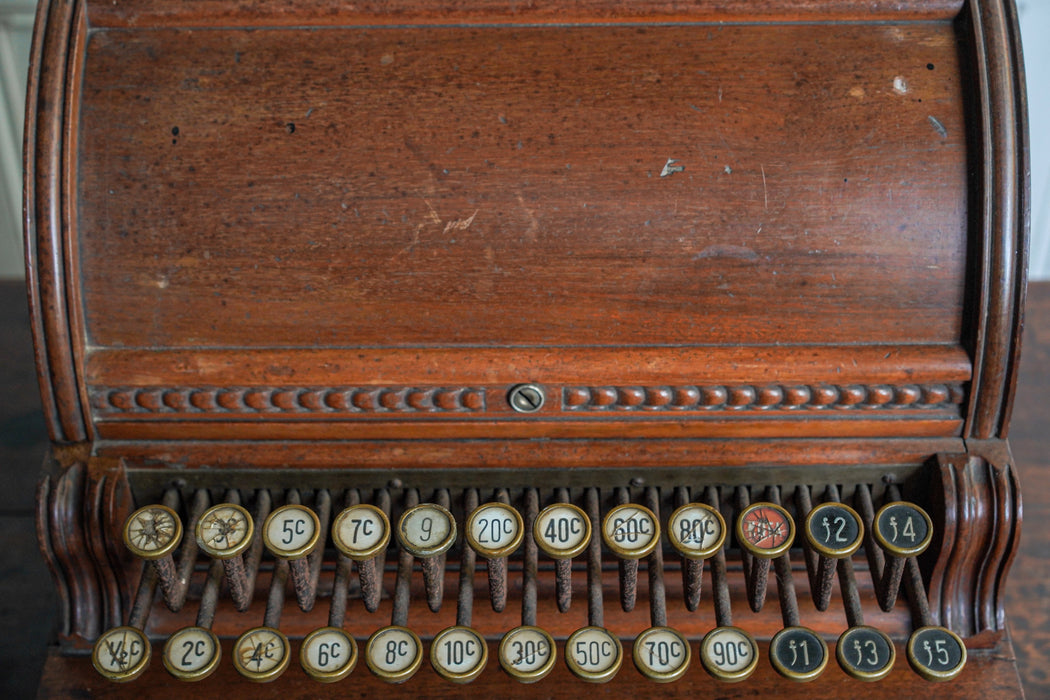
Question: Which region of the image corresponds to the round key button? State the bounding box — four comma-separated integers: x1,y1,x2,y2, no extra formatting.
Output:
769,626,828,682
565,626,623,683
467,502,524,558
836,625,895,682
874,502,933,557
332,504,390,560
233,626,290,682
397,503,457,558
123,504,183,560
196,503,254,559
301,626,358,683
737,502,795,559
92,626,151,682
263,504,321,559
162,626,221,682
668,503,727,560
366,625,424,683
633,626,691,683
499,625,557,683
907,626,966,682
602,503,660,560
534,503,591,559
700,626,759,682
431,625,488,683
805,502,863,559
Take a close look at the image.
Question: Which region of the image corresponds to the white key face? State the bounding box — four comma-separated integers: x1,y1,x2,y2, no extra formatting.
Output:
125,505,181,556
301,627,356,679
467,503,523,557
164,626,219,676
235,628,288,677
602,504,660,558
702,627,756,675
431,627,487,678
93,627,150,679
197,504,252,554
566,627,621,678
634,627,690,679
368,627,422,676
669,504,726,559
333,505,389,557
398,504,455,556
500,627,554,675
535,504,589,557
265,505,318,556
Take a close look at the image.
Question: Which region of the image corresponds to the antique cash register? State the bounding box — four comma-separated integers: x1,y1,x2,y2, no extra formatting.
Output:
25,0,1028,695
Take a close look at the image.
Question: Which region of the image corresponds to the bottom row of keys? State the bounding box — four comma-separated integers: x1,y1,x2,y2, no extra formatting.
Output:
92,622,966,684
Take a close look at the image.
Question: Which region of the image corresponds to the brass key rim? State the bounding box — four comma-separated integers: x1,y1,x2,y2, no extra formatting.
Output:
632,626,691,683
906,626,967,682
300,626,358,683
836,625,895,682
602,503,661,560
332,504,391,560
668,502,727,560
736,502,795,559
466,502,525,559
123,504,183,560
564,626,623,683
162,626,222,682
195,503,254,560
233,626,291,683
263,503,321,560
873,501,934,558
498,625,557,683
533,503,591,560
397,503,457,558
365,625,424,683
769,626,829,682
92,626,151,683
699,625,759,682
430,625,489,684
803,502,864,559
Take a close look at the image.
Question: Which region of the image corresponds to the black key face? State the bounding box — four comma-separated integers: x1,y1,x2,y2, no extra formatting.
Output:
908,627,966,681
806,503,862,557
770,627,827,681
875,502,932,556
836,626,894,681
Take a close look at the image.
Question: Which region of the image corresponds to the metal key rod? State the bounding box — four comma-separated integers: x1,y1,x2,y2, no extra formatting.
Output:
458,488,479,628
645,487,668,628
614,487,638,613
585,487,604,628
705,486,734,628
555,487,574,613
522,488,539,627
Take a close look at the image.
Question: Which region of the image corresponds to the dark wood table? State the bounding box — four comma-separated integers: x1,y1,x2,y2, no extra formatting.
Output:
2,279,1048,697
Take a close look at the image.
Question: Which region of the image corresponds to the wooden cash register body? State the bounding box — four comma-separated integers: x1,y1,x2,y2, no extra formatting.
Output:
25,0,1028,695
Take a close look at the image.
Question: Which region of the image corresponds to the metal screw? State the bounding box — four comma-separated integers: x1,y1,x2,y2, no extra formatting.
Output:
508,384,545,413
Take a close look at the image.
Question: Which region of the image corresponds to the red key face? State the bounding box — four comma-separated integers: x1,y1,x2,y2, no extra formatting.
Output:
740,505,792,552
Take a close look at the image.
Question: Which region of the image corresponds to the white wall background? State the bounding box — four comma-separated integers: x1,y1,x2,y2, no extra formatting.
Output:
0,3,1047,279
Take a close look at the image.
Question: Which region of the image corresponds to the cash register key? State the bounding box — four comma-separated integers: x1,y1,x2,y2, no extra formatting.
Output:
263,503,321,560
668,502,727,560
769,626,829,682
737,502,795,558
466,502,524,559
699,626,759,682
565,626,623,683
534,503,591,559
632,626,691,683
92,626,151,682
397,503,457,558
804,502,864,559
195,503,254,559
602,503,661,560
332,503,391,560
300,626,358,683
499,626,557,683
874,501,934,558
123,504,183,602
430,625,489,684
907,626,967,682
162,626,222,682
232,626,291,682
366,625,424,683
836,625,895,682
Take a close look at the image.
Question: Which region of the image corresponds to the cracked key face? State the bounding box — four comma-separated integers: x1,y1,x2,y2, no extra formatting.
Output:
738,503,794,558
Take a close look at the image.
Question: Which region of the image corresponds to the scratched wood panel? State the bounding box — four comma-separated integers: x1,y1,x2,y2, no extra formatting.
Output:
76,22,968,351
